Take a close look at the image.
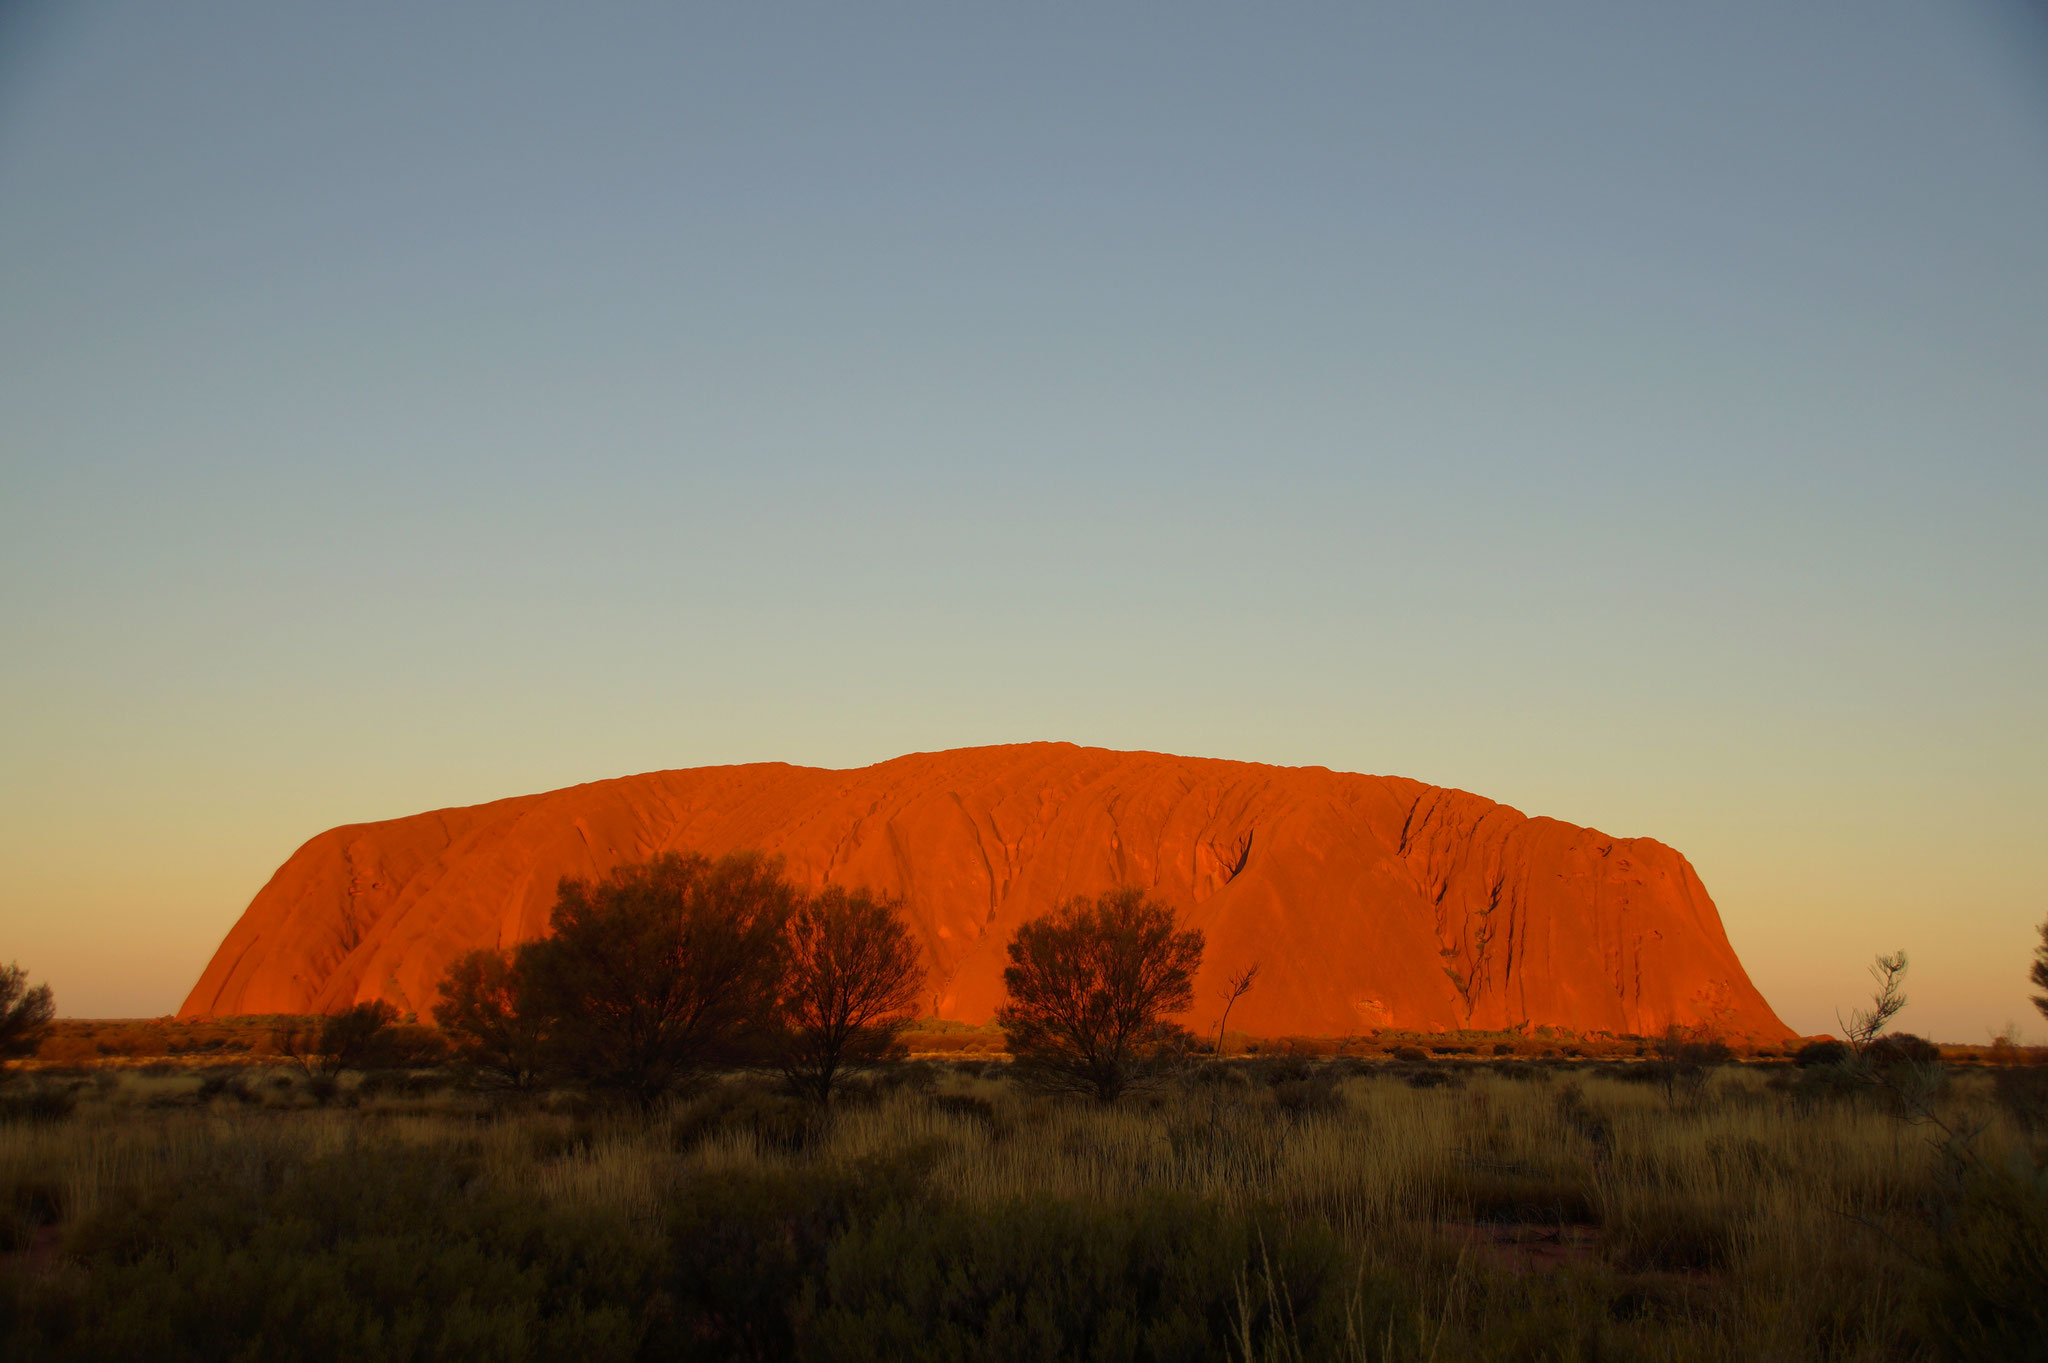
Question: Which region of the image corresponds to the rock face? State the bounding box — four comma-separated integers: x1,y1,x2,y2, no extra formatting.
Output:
180,743,1790,1038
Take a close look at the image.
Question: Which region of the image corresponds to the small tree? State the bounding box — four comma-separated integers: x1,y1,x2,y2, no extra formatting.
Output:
997,886,1204,1103
320,1001,400,1074
1213,962,1259,1057
2031,918,2048,1023
0,963,55,1076
521,851,798,1107
1647,1023,1732,1106
274,1001,426,1079
433,947,551,1090
272,1016,321,1077
775,885,927,1105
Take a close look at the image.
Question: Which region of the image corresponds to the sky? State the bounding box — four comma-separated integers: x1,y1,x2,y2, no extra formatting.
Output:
1,2,2043,1039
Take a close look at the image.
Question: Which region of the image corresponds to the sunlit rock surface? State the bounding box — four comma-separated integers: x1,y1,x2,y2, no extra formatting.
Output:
180,743,1790,1038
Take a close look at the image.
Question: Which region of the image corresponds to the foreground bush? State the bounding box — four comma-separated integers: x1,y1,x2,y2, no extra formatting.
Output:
997,887,1204,1103
433,948,551,1090
0,964,54,1072
520,852,799,1107
773,887,927,1106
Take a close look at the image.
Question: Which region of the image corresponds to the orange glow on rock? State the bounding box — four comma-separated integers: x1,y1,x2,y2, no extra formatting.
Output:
178,742,1791,1039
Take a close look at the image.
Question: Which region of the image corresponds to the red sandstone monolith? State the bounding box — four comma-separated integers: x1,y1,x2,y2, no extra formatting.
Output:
179,743,1790,1038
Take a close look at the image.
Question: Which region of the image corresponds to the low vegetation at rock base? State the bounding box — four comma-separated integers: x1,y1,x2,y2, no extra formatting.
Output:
6,879,2046,1359
1,1051,2046,1361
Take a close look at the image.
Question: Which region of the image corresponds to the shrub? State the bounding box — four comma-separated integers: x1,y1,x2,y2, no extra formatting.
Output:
2031,915,2048,1023
996,887,1204,1103
1793,1038,1849,1068
274,1002,440,1079
522,851,799,1107
1645,1024,1732,1105
0,962,55,1073
1866,1032,1942,1071
433,947,551,1089
1271,1075,1345,1117
775,885,927,1105
1404,1068,1460,1090
195,1072,259,1105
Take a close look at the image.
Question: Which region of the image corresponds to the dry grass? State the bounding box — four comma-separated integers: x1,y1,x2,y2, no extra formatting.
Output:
0,1058,2036,1360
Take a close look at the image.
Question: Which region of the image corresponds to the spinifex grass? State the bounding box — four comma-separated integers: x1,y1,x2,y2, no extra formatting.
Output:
0,1059,2036,1361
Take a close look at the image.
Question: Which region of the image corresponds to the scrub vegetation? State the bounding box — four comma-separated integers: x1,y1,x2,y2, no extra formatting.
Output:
3,1052,2047,1361
2,894,2045,1359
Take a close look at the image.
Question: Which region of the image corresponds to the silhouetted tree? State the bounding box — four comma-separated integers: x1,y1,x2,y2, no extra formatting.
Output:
1866,1032,1942,1071
318,1002,400,1074
775,885,927,1104
2032,917,2048,1023
0,962,55,1075
274,1000,437,1079
522,851,798,1107
1793,1038,1848,1068
1647,1023,1732,1106
433,947,551,1090
997,886,1204,1103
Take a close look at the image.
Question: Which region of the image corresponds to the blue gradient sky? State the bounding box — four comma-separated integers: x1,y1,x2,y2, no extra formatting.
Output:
2,3,2043,1037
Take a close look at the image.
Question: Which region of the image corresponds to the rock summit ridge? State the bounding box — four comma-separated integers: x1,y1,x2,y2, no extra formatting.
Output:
180,742,1789,1038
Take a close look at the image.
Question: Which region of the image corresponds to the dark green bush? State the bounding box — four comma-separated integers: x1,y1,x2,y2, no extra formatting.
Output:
1793,1038,1848,1068
1271,1075,1345,1117
1403,1068,1458,1090
1866,1033,1942,1071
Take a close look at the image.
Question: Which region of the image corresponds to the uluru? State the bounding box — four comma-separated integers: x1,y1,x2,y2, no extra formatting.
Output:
180,743,1790,1039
